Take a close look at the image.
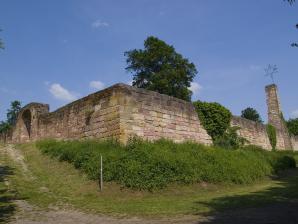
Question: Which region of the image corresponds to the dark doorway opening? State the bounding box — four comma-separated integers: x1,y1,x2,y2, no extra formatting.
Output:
22,110,32,138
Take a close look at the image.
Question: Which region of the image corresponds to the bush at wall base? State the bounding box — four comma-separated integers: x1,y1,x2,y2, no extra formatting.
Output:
36,139,296,191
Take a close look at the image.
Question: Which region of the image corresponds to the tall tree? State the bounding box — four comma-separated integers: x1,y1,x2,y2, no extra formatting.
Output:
6,100,22,126
125,36,197,101
241,107,263,123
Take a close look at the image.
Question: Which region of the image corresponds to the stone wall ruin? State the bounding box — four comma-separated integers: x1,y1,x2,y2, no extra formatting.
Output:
1,83,297,151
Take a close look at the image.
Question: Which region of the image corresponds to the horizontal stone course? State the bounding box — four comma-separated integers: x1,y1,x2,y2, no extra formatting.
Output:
2,84,212,145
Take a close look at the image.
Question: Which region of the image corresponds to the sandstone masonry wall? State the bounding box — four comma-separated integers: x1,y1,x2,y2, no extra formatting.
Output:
266,84,292,150
1,83,293,151
231,116,291,150
118,85,212,144
291,136,298,151
5,84,212,145
231,116,271,150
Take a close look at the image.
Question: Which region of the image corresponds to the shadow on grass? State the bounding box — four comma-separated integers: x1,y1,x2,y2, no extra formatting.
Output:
196,168,298,224
0,165,16,224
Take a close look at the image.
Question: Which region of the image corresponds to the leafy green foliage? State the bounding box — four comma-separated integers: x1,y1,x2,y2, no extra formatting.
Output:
0,122,11,134
193,101,232,141
125,36,197,101
266,124,277,151
214,126,247,149
6,101,21,126
241,107,263,123
36,139,296,191
287,118,298,136
0,101,22,135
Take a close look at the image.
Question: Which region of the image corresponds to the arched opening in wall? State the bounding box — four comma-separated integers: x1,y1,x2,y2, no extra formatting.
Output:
22,110,32,138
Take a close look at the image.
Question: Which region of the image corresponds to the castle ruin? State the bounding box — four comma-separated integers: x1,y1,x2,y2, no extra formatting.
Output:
1,83,297,151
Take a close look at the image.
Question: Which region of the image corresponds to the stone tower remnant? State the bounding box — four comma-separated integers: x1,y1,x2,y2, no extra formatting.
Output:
265,84,292,150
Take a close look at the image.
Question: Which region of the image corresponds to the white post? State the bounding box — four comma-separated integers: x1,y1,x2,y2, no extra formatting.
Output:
100,155,103,191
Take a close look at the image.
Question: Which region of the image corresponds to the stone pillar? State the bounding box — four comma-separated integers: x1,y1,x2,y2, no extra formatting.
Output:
265,84,292,149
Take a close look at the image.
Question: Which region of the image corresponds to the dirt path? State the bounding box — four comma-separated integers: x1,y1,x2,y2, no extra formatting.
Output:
11,200,197,224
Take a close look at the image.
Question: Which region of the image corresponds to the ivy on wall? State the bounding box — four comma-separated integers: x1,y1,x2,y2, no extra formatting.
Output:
266,124,277,151
193,101,232,141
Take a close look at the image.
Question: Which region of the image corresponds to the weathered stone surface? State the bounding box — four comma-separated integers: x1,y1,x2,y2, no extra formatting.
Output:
1,83,295,151
291,136,298,151
266,84,292,150
231,116,272,150
2,84,212,145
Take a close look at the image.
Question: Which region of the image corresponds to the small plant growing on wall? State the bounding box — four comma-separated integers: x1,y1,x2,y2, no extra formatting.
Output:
266,124,277,151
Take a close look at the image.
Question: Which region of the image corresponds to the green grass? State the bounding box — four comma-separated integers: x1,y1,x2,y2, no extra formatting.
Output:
36,139,296,191
0,164,16,223
2,143,298,218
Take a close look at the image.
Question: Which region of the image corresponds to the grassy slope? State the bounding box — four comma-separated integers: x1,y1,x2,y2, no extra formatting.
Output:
2,143,298,218
0,145,16,223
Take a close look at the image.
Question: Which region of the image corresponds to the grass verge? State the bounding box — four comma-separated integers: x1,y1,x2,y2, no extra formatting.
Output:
1,142,298,218
36,139,296,191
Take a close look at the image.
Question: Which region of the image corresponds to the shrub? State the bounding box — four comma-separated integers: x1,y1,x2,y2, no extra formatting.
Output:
214,126,247,149
36,139,297,191
287,118,298,136
266,124,277,151
193,101,232,141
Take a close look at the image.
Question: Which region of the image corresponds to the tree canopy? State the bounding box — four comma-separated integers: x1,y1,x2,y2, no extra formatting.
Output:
241,107,263,123
0,100,22,134
125,36,197,101
287,118,298,136
7,100,22,126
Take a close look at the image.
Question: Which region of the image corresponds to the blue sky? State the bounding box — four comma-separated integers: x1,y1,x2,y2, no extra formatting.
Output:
0,0,297,122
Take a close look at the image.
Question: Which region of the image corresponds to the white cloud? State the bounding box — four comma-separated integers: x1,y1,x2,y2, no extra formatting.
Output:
188,82,202,95
290,110,298,119
89,81,105,90
49,83,78,101
91,20,109,28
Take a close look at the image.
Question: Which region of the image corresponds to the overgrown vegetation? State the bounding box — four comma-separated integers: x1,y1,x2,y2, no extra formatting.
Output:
192,101,244,149
193,101,232,141
213,126,247,149
287,118,298,136
36,139,296,191
266,124,277,151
